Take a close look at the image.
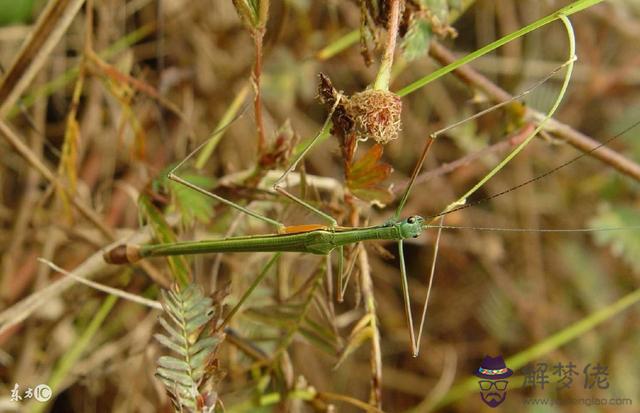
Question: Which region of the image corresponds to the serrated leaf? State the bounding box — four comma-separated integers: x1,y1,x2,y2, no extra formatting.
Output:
350,188,394,206
168,173,216,226
346,144,394,205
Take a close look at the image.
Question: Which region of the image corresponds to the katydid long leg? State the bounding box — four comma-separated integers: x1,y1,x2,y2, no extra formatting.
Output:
104,14,640,356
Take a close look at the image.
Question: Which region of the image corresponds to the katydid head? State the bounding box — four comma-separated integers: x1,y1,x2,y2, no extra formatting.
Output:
397,215,425,239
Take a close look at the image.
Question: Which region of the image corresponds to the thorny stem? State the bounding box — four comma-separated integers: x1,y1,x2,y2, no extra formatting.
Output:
373,0,403,91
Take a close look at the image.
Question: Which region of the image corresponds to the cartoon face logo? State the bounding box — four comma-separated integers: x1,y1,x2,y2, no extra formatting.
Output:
474,355,513,408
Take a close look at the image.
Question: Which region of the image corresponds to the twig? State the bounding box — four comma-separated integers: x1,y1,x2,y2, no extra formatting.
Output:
357,244,383,408
428,40,640,182
0,0,87,119
0,230,154,336
374,0,403,91
38,258,163,310
393,123,534,194
253,28,267,157
0,120,114,239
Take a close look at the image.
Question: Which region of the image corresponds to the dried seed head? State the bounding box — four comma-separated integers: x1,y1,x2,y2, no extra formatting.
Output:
346,89,402,144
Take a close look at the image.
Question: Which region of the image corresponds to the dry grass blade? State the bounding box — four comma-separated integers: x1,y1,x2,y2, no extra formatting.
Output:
2,1,639,411
0,0,86,119
0,231,153,335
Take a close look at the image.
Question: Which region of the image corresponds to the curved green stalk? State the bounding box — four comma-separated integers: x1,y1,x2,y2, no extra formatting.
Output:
396,0,599,97
418,286,640,412
436,15,576,217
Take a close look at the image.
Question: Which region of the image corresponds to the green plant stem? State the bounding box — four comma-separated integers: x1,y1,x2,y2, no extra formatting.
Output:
435,14,576,218
419,286,640,412
7,23,155,119
316,0,475,62
396,0,601,97
195,83,250,169
316,30,360,61
31,295,118,413
220,252,280,329
252,28,267,157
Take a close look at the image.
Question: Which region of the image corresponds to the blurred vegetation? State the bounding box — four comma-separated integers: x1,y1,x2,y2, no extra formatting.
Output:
0,1,639,412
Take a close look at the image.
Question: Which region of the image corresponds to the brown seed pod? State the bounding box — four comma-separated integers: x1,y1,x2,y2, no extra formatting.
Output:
345,89,402,144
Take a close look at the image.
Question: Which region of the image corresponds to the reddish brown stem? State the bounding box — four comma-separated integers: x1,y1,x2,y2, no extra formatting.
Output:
374,0,403,91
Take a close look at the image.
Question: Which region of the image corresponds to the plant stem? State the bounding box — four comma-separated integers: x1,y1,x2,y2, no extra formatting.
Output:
373,0,402,91
427,40,640,182
253,28,266,157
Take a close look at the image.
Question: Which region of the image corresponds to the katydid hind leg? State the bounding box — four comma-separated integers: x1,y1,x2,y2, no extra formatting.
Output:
166,109,284,230
394,59,575,222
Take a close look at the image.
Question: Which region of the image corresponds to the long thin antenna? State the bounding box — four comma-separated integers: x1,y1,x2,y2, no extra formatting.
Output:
424,224,640,233
425,117,640,222
395,60,572,222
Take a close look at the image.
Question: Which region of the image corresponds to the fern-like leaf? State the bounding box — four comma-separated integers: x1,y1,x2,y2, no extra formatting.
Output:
155,284,225,412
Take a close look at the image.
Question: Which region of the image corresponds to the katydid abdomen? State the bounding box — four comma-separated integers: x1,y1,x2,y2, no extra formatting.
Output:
103,218,421,264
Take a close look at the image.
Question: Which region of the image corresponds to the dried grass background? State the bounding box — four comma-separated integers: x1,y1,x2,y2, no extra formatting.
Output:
0,1,639,412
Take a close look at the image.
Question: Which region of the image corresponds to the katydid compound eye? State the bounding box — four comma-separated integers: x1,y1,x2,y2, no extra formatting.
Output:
407,216,415,224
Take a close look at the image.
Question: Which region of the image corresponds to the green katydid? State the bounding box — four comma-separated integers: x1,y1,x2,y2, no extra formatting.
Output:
104,14,638,356
103,56,578,356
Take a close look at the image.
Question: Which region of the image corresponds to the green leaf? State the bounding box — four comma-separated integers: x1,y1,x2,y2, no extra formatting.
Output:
346,144,394,205
154,334,188,357
186,313,213,332
157,317,181,340
158,356,191,372
155,284,225,411
168,173,216,226
189,337,221,356
156,367,195,387
0,0,35,25
401,18,432,61
189,347,213,369
139,196,191,286
184,297,214,320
